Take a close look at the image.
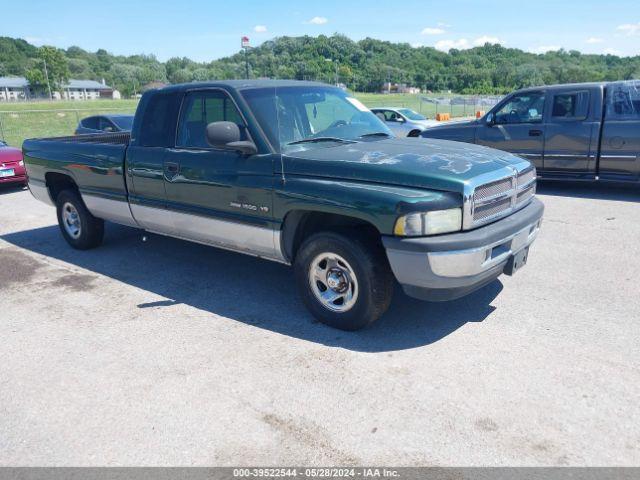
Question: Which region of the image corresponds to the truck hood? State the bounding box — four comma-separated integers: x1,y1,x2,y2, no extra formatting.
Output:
282,138,527,194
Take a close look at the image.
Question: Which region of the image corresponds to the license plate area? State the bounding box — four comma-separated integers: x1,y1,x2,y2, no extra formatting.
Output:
504,247,529,276
0,168,15,178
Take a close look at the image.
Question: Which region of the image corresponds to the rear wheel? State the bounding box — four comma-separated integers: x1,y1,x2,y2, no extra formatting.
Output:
56,189,104,249
408,129,421,137
294,231,394,330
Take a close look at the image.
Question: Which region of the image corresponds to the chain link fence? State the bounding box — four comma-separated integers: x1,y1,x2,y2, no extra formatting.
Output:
0,94,503,148
359,94,503,119
0,107,136,147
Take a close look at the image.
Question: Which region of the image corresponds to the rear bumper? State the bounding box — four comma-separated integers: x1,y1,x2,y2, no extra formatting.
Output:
27,178,55,205
382,198,544,301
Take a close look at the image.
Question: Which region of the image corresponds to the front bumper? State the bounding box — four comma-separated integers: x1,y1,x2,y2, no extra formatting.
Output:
383,198,544,301
0,173,26,185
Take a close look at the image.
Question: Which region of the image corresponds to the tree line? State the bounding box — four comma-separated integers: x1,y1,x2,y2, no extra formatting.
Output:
1,34,639,97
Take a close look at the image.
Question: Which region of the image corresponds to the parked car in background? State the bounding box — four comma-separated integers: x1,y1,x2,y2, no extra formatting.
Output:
371,107,439,137
23,80,543,331
75,115,134,135
0,140,26,187
422,80,640,182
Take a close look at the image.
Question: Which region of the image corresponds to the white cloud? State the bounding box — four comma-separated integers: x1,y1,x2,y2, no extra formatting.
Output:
617,23,640,36
586,37,603,44
434,39,469,51
528,45,561,54
253,25,267,33
306,16,328,25
473,35,504,46
437,22,451,28
421,27,446,35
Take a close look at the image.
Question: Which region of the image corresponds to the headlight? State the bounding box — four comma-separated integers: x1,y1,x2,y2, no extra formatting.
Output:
19,160,24,167
394,208,462,236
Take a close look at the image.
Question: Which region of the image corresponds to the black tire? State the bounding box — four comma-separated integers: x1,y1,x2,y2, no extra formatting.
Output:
55,189,104,250
294,231,394,331
408,129,421,137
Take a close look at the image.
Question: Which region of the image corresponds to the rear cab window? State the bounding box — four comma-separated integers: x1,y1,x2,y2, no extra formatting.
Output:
138,91,183,147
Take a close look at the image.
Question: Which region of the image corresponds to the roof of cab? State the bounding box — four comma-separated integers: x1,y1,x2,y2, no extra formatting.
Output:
514,81,607,94
154,79,332,94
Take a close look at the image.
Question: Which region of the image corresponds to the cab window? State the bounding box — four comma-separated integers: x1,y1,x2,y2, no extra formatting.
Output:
81,117,99,129
495,92,545,124
380,110,403,122
606,81,640,120
551,91,590,120
98,117,116,132
177,90,247,148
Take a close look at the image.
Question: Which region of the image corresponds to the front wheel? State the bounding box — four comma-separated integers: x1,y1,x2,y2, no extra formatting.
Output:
294,232,394,330
56,189,104,250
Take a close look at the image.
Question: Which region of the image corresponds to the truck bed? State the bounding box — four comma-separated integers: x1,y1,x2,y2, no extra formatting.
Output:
23,132,131,204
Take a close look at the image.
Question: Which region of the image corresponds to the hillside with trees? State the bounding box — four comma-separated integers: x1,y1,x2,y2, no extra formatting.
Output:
1,34,639,96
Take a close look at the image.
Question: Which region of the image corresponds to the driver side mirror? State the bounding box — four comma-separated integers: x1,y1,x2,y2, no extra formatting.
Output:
206,121,257,155
485,112,496,126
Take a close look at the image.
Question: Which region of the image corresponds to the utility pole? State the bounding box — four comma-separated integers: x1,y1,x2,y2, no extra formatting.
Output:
43,58,53,101
325,58,339,86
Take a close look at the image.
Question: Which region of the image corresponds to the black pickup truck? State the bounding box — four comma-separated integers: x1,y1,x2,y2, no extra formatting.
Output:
23,80,544,330
422,80,640,182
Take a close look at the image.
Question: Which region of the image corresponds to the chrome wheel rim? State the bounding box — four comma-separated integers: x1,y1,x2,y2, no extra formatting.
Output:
308,252,359,313
62,202,81,239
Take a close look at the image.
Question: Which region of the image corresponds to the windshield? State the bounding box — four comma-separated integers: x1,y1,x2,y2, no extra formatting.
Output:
110,116,134,130
398,108,426,121
241,86,392,153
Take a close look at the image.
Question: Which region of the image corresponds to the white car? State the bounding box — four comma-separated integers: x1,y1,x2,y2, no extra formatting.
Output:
371,107,440,137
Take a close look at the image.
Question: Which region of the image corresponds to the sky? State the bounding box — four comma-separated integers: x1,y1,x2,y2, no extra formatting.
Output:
2,0,639,61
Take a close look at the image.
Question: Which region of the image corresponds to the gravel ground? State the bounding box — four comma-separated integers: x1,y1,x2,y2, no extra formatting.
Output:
0,182,638,466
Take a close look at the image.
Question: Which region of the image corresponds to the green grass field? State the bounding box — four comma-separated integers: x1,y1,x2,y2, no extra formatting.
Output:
0,100,139,147
0,95,488,148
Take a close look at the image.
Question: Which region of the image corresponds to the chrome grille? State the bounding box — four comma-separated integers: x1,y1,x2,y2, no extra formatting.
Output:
517,183,536,204
474,196,512,221
517,168,536,187
474,177,513,201
469,166,537,228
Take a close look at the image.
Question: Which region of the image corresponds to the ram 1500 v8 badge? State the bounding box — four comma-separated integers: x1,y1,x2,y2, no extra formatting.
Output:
23,80,544,330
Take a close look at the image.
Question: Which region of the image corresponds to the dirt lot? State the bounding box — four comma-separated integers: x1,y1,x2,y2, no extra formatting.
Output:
0,182,639,466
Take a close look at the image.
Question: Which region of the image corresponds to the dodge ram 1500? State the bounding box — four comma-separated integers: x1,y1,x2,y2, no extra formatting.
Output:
24,80,544,330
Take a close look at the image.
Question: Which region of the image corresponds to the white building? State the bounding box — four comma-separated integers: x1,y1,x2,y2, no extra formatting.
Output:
0,77,30,101
0,76,116,101
62,79,114,100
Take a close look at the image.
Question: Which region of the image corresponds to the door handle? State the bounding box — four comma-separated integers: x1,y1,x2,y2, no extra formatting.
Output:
529,129,543,137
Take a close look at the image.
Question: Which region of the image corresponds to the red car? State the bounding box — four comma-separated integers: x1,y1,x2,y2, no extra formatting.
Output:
0,140,26,186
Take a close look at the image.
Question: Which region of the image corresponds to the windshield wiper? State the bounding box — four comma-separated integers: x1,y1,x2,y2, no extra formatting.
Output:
286,136,356,146
358,132,392,138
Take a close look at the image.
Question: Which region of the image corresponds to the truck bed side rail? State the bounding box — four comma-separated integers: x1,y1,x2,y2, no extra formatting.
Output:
30,132,131,146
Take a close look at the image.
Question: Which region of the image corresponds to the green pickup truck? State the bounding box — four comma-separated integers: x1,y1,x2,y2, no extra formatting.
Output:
23,80,544,330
